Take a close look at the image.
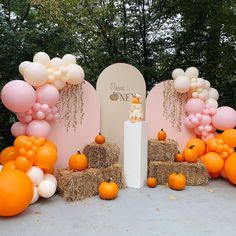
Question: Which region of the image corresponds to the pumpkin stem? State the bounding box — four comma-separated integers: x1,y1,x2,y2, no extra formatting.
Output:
77,150,81,154
108,178,113,183
98,132,101,135
177,150,180,154
161,128,163,131
189,145,195,149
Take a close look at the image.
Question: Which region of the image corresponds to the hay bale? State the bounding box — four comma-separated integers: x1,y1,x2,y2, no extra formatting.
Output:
148,139,178,162
56,163,125,201
148,161,209,186
83,142,120,168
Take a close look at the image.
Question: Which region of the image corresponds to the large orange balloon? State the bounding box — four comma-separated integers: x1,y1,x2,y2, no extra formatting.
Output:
0,170,33,216
0,146,18,165
186,138,206,156
201,152,224,173
34,144,57,169
14,136,31,150
2,160,16,171
222,129,236,148
224,153,236,185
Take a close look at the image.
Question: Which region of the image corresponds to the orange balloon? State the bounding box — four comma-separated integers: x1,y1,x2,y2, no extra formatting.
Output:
206,138,218,152
201,152,224,173
224,153,236,185
215,133,223,139
34,144,57,169
2,160,16,171
44,140,57,151
222,129,236,148
186,138,206,156
14,136,31,150
15,156,33,172
0,170,33,216
34,137,46,147
0,146,18,165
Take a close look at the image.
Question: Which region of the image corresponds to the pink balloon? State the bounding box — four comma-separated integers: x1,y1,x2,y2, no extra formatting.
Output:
36,84,60,107
11,122,27,137
26,120,51,138
24,115,33,123
51,106,58,114
190,117,199,125
200,115,212,126
202,109,210,115
204,125,213,132
41,104,51,114
196,113,202,121
194,126,202,135
1,80,36,112
209,108,216,115
33,103,41,112
53,113,60,120
184,117,196,128
201,133,215,142
36,111,46,120
212,106,236,131
185,98,205,115
46,114,53,121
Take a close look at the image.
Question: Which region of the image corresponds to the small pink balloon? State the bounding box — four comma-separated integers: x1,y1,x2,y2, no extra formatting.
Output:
184,117,196,128
26,109,33,115
190,117,199,125
196,113,203,121
36,111,46,120
33,103,42,112
185,98,205,115
24,115,33,123
1,80,36,112
194,126,202,135
11,122,27,137
202,109,210,115
41,104,51,114
198,125,204,132
202,131,208,137
36,84,60,107
51,106,58,114
53,113,60,120
201,133,215,142
46,114,53,121
212,106,236,131
204,125,213,132
16,113,25,122
26,120,51,138
209,108,216,115
200,115,212,126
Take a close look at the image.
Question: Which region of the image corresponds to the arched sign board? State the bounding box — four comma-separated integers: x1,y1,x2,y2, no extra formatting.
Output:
49,81,100,168
96,63,146,164
146,80,195,151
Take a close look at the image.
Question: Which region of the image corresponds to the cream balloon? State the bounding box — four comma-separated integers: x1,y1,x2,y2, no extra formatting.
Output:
19,61,31,75
198,89,209,101
196,78,205,88
38,180,57,198
173,75,191,93
206,98,218,109
185,67,199,79
204,80,211,89
67,64,85,85
208,88,219,100
62,54,76,65
43,174,57,186
50,57,65,69
30,187,40,204
171,68,185,80
33,52,50,67
23,62,48,87
27,166,44,186
192,92,199,98
53,80,66,90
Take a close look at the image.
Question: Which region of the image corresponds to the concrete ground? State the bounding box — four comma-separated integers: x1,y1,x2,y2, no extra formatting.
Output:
0,179,236,236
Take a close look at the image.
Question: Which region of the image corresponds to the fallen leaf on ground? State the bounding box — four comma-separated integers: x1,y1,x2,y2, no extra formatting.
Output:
207,189,214,193
169,196,176,200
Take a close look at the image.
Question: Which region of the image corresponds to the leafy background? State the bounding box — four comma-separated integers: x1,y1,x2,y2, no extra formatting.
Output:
0,0,235,149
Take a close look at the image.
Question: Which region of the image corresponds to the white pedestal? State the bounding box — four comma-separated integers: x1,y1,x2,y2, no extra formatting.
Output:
124,121,148,189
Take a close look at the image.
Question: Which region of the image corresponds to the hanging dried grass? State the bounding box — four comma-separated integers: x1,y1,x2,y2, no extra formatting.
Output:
57,82,85,131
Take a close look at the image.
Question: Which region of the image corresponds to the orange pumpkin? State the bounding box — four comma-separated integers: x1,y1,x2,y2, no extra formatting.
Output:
157,129,167,141
183,146,198,163
147,177,157,188
98,179,119,200
95,133,106,144
209,171,221,179
186,138,205,156
168,172,186,191
0,146,18,165
175,151,184,162
201,152,224,173
132,97,140,104
69,151,88,171
224,153,236,185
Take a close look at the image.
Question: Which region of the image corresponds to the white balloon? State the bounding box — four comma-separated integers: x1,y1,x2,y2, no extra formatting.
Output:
204,80,211,89
208,88,219,100
196,78,205,88
67,64,85,85
171,68,185,80
38,180,57,198
62,54,77,65
23,62,48,87
19,61,31,75
33,52,50,67
47,68,54,75
53,80,66,90
0,165,2,172
30,187,40,205
206,98,218,109
185,67,199,79
174,76,190,93
27,166,44,186
59,66,68,75
50,57,65,69
43,174,57,186
198,89,209,101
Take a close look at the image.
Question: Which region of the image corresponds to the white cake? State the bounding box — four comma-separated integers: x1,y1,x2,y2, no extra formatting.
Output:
129,94,144,122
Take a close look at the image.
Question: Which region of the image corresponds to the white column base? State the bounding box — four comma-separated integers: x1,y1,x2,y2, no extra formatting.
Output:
124,121,148,189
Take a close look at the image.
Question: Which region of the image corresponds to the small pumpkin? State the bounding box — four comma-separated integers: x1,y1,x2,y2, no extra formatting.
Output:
69,151,88,171
175,151,184,162
98,178,119,200
147,177,157,188
95,133,106,144
183,145,198,163
132,97,140,104
186,138,205,157
168,172,186,191
157,129,167,141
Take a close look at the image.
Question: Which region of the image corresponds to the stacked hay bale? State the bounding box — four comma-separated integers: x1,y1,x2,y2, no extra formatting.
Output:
148,139,209,185
57,142,125,201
